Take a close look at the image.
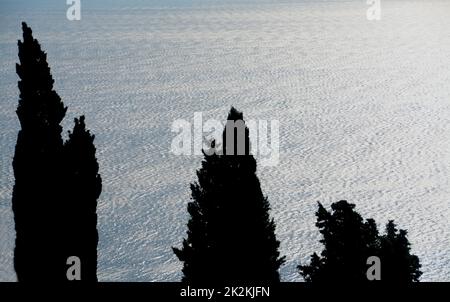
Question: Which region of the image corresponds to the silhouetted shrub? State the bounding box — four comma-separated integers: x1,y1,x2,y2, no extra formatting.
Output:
298,200,422,282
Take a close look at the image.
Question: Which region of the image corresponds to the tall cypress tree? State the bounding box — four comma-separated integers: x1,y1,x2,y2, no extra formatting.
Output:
173,107,285,283
63,116,102,281
12,23,101,281
12,22,67,280
298,200,422,282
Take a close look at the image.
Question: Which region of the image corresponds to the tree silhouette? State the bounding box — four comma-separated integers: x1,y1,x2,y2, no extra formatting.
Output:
12,22,101,281
298,201,378,282
63,116,102,281
173,107,285,283
298,200,421,282
378,220,422,282
12,22,67,281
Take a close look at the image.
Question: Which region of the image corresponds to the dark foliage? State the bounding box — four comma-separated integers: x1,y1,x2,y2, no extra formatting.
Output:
12,22,67,281
12,23,100,281
174,107,285,283
298,200,422,282
63,116,102,281
378,220,422,282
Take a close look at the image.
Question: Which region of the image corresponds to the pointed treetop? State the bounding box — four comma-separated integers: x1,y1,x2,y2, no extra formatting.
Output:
385,220,398,236
19,22,37,49
22,22,31,37
16,21,67,133
227,106,244,121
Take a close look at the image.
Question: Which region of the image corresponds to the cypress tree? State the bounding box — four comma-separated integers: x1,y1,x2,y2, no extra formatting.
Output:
173,107,285,283
298,201,379,282
378,220,422,282
12,22,67,280
298,200,422,282
63,116,102,281
12,23,101,281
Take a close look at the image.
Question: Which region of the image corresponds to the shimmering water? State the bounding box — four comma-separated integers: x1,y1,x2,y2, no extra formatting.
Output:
1,0,450,281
